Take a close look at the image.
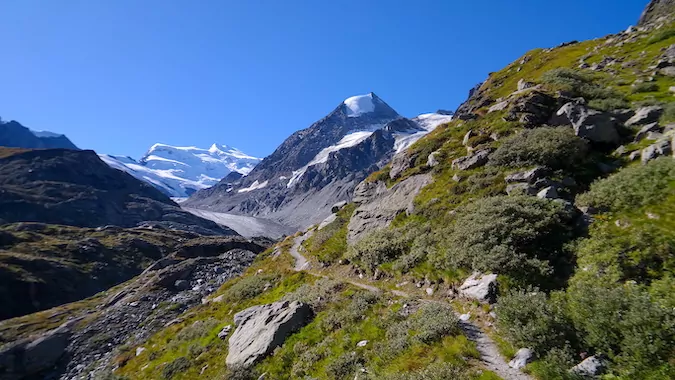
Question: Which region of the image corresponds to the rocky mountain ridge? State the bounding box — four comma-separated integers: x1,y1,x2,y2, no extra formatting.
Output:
0,119,78,150
184,93,453,229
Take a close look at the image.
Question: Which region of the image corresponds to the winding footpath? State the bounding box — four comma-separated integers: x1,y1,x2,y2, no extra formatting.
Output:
288,232,533,380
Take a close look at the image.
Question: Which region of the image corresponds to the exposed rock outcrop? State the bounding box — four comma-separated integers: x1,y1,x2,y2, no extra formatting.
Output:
348,174,432,243
458,273,499,303
226,301,313,367
508,348,535,369
554,102,619,144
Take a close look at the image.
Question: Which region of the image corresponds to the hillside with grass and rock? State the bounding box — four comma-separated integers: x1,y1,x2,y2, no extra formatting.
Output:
1,1,675,380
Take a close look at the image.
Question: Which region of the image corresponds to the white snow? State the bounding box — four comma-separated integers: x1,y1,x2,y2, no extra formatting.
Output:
237,180,269,193
344,93,376,117
287,129,379,187
393,113,454,153
99,143,261,197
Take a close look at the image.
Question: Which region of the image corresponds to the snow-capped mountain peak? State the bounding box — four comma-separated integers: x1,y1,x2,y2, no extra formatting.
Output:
344,93,376,117
101,143,262,197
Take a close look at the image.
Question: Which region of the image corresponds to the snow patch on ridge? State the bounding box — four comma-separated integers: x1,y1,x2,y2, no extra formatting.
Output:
393,113,454,153
344,93,376,117
238,180,269,193
287,127,382,188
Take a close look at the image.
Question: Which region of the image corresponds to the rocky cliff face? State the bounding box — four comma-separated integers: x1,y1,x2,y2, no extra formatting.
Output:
639,0,675,25
0,119,78,150
184,94,452,229
0,148,236,235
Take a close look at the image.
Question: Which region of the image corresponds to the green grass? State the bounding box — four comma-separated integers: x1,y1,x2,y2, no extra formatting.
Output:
302,204,356,264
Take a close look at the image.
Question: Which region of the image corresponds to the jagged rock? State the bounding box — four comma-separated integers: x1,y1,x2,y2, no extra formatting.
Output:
660,66,675,76
629,150,642,161
504,91,557,126
504,167,548,184
509,348,535,369
462,130,475,146
506,183,537,196
635,122,661,141
348,174,432,243
226,301,313,367
555,102,620,144
331,201,348,213
626,106,664,126
427,150,441,167
570,355,607,377
488,100,509,113
389,152,418,179
642,139,673,163
218,325,232,340
174,280,190,291
0,320,74,379
537,186,559,199
451,149,493,171
458,273,498,303
356,340,369,348
517,79,535,91
610,109,636,123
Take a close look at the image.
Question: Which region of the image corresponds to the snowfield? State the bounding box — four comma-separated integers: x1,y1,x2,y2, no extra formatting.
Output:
344,93,376,117
100,143,261,197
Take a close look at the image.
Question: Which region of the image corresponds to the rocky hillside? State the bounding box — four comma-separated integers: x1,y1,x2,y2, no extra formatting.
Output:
2,2,674,380
184,93,453,229
0,148,236,235
0,118,78,150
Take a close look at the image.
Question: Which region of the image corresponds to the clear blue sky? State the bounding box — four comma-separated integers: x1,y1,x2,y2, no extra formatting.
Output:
0,0,648,158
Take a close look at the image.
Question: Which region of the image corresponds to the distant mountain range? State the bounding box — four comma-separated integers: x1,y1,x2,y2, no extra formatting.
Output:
100,143,261,197
0,118,78,150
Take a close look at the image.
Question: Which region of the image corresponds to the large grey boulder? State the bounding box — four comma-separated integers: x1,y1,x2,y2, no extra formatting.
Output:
641,139,673,163
555,102,619,144
0,321,74,379
504,167,548,184
634,122,661,142
509,348,535,369
427,150,441,167
226,301,313,368
625,106,663,127
348,174,432,243
389,152,418,179
458,273,498,303
570,355,607,377
537,186,559,199
451,149,493,171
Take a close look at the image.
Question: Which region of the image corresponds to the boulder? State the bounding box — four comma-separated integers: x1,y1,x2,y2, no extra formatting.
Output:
227,301,313,368
659,66,675,76
0,321,74,379
537,186,559,199
488,100,509,113
634,122,661,141
451,149,493,171
331,201,348,214
570,355,607,377
506,183,537,196
427,150,441,167
458,273,498,303
555,102,619,144
462,130,475,146
642,139,672,163
625,106,663,127
317,213,337,230
218,325,232,340
509,348,535,369
504,167,548,184
504,91,557,126
517,79,535,91
389,152,418,179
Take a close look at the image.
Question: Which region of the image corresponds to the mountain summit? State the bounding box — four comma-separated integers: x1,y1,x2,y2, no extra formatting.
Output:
0,118,78,150
184,93,452,228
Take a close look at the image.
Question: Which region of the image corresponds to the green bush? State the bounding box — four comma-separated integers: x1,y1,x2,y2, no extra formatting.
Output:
576,158,675,212
540,68,623,101
588,97,629,111
161,357,190,379
392,228,438,273
284,278,345,311
632,82,659,93
347,224,421,272
385,362,469,380
661,102,675,122
435,196,578,284
221,273,279,303
488,127,589,170
224,366,259,380
648,28,675,44
168,318,219,351
496,289,572,354
566,283,675,376
326,352,364,379
411,303,461,344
